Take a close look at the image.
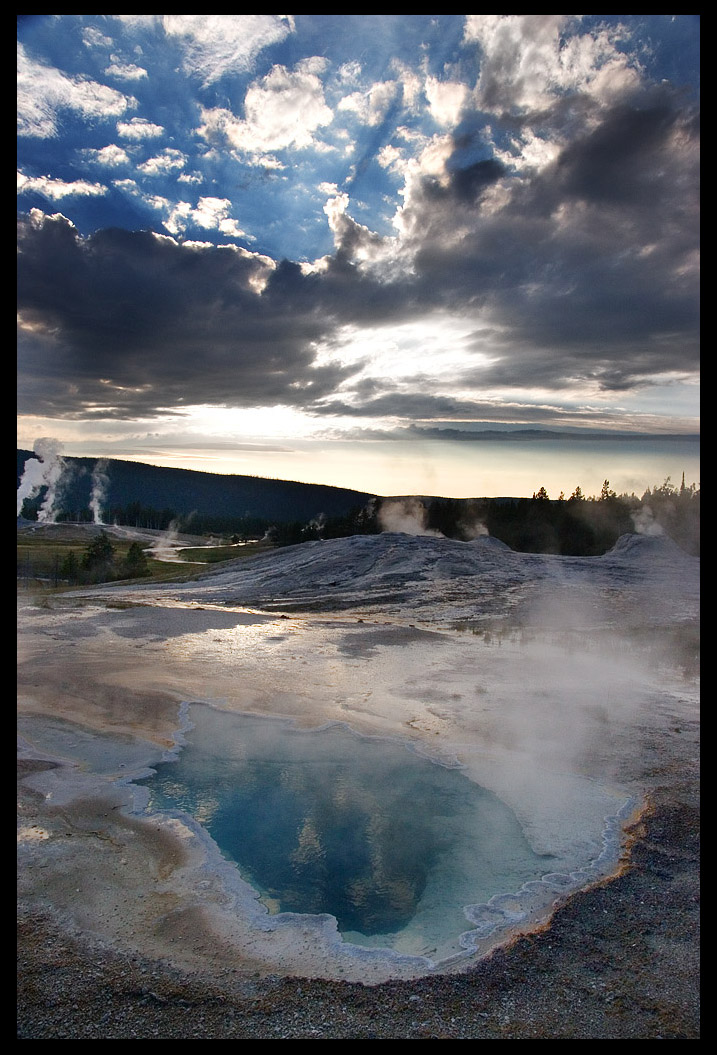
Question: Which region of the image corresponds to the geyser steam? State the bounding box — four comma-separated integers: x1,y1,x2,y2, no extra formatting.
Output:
377,497,490,541
16,438,69,523
90,458,110,525
631,506,665,536
378,497,443,536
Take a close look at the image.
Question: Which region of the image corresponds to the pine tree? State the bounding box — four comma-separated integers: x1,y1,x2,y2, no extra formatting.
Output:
60,550,79,583
120,541,150,578
81,530,116,573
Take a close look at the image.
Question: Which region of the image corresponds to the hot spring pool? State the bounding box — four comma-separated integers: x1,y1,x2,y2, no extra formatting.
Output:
137,705,574,963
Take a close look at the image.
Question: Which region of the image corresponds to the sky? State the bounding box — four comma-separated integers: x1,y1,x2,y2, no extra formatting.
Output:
17,15,700,499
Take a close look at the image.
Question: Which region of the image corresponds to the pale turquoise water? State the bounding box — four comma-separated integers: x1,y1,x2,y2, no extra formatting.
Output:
138,706,560,959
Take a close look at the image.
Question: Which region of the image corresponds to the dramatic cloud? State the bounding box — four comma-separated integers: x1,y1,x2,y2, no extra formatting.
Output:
465,15,642,114
17,212,357,418
17,16,699,493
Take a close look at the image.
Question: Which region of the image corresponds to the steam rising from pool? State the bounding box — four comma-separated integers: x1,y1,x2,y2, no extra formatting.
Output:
137,707,623,963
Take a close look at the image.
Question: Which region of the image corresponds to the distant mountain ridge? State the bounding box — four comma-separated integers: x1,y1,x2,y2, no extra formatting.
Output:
17,450,375,527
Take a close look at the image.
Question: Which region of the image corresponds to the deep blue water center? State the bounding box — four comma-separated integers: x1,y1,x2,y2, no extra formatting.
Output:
138,706,555,955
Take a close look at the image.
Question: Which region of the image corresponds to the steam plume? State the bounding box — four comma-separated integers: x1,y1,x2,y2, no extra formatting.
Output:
16,437,69,522
459,513,489,540
378,497,443,536
631,506,664,536
90,458,110,525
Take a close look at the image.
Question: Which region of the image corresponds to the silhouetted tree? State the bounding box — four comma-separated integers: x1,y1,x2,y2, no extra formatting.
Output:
81,530,115,570
119,541,150,578
60,550,79,583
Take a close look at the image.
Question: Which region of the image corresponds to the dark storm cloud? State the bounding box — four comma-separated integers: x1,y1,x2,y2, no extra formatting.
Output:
17,206,431,420
422,157,506,204
308,393,616,429
553,98,695,207
17,213,360,418
309,392,493,420
375,85,700,394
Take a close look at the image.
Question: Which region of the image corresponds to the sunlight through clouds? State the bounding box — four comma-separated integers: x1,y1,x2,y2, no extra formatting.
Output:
17,15,699,495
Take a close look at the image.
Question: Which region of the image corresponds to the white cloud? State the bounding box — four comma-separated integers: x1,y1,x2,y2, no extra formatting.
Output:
111,178,138,192
163,201,192,233
338,80,400,127
489,127,562,174
17,170,107,200
132,189,171,212
82,144,131,167
111,180,174,216
105,60,148,82
82,27,113,49
424,76,469,127
117,117,164,140
161,14,294,86
376,143,406,173
164,196,246,240
137,149,187,176
199,60,333,161
364,81,400,127
337,61,426,130
390,61,424,111
17,42,133,138
556,26,643,105
465,15,641,114
336,60,362,84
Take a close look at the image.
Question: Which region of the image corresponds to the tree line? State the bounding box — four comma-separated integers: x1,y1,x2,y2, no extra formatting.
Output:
268,476,699,556
52,503,273,539
59,532,151,585
20,475,700,577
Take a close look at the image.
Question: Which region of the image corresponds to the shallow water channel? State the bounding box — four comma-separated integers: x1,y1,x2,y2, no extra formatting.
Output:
138,706,563,962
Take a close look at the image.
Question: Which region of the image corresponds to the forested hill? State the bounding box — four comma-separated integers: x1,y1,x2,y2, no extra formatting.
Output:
17,450,375,530
16,450,700,556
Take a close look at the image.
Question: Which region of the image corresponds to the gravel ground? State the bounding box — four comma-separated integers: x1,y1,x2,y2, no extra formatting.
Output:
18,781,699,1040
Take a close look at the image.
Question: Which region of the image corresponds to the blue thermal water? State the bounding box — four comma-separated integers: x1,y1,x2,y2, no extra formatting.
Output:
137,706,560,960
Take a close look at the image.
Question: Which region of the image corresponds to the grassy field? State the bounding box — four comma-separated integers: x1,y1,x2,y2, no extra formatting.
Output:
17,524,272,591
